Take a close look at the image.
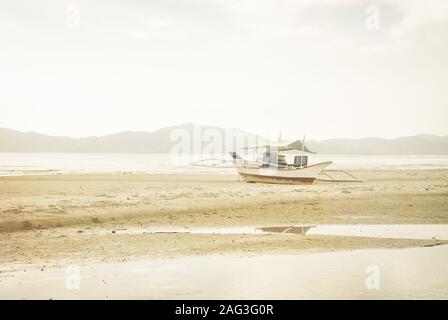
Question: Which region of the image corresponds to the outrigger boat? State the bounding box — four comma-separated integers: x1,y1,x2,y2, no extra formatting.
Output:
229,138,331,185
192,136,362,185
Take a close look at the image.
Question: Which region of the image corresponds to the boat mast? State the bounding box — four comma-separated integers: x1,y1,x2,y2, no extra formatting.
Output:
301,134,306,155
301,134,306,166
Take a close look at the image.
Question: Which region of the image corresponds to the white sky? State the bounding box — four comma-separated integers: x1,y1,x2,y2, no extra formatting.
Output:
0,0,447,140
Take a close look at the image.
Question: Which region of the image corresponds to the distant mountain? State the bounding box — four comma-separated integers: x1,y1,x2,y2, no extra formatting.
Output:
1,125,448,154
307,134,448,154
0,124,268,154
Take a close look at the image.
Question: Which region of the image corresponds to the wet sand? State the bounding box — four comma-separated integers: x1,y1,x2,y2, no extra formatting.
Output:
1,169,448,298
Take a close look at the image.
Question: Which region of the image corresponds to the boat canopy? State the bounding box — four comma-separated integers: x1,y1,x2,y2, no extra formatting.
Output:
242,139,315,154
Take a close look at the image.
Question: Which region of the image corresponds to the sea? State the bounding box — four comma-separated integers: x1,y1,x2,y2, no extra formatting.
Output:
1,153,448,176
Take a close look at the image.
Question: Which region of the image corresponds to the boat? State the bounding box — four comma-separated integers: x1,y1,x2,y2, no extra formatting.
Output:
234,161,333,185
192,136,362,185
229,138,332,185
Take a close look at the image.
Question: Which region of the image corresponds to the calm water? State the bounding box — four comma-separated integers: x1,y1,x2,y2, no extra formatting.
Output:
1,153,448,176
2,245,448,299
73,224,448,240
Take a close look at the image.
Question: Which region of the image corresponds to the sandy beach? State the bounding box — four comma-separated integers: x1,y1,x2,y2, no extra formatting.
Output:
1,169,448,272
2,0,448,302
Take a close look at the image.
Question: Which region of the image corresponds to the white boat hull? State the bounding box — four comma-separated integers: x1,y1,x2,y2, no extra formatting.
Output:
236,161,332,185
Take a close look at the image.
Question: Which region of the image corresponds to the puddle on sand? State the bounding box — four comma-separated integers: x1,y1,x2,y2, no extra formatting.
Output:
82,225,310,236
1,245,448,299
91,226,264,236
308,224,448,240
83,224,448,240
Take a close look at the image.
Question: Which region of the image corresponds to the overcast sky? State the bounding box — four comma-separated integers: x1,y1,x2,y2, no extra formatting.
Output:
1,0,447,140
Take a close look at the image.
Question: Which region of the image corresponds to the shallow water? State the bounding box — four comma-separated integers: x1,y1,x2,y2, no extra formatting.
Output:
307,224,448,240
1,153,448,176
1,245,448,299
84,226,303,236
82,224,448,240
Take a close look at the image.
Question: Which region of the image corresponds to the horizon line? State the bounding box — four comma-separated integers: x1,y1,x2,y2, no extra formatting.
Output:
1,125,448,142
